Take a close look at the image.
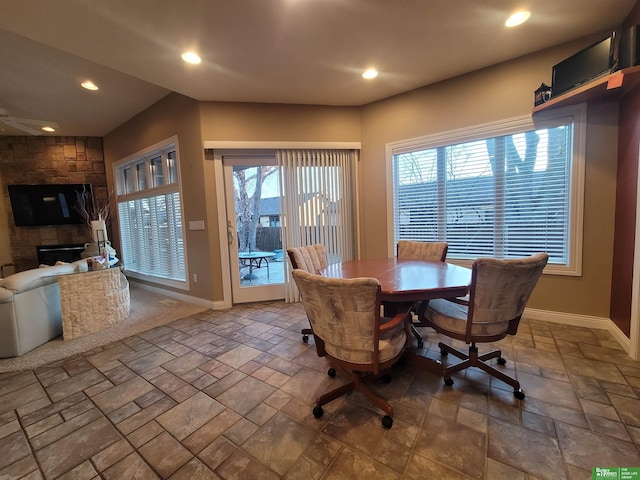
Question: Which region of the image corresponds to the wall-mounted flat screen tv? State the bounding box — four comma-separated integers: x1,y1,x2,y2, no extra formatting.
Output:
551,35,614,97
7,184,92,227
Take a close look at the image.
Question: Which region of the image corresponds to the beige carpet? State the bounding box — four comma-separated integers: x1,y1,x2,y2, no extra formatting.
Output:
0,284,208,373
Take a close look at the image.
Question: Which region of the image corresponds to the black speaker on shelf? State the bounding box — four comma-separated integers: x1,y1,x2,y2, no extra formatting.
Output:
551,35,614,97
618,25,640,69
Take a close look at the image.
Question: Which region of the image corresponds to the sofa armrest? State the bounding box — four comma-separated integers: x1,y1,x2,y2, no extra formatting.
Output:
0,287,13,303
2,264,76,293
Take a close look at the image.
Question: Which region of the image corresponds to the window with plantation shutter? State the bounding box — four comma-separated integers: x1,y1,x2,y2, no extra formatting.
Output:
115,137,187,288
389,106,585,275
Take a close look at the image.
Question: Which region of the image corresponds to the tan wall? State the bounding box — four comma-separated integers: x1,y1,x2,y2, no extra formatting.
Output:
101,36,621,318
199,102,361,142
199,102,361,301
102,93,215,300
104,97,361,302
359,36,619,317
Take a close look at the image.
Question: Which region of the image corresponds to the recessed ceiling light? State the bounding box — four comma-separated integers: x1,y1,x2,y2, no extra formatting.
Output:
181,51,202,64
81,80,99,91
41,126,55,132
505,11,530,27
362,68,378,79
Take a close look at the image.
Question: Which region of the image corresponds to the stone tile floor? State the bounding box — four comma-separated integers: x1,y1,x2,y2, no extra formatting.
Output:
1,301,640,479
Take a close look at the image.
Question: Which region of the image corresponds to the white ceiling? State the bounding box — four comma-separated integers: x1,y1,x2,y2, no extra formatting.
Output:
0,0,636,137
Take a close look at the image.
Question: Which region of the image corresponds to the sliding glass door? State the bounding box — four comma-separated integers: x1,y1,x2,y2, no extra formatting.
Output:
223,157,284,303
218,148,359,305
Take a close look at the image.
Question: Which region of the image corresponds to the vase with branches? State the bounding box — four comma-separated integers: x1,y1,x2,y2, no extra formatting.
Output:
75,186,113,243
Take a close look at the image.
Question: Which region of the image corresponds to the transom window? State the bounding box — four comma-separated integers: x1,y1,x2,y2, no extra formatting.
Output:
388,106,586,275
115,137,187,288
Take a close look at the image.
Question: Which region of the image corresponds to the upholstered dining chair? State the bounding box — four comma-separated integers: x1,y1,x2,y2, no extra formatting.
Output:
420,252,548,399
287,244,328,343
396,240,448,262
291,268,409,428
396,240,448,348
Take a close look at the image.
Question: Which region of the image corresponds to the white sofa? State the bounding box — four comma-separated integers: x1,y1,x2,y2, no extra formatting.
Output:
0,261,86,358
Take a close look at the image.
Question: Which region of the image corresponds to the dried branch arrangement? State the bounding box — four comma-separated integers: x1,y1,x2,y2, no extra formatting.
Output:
75,186,113,230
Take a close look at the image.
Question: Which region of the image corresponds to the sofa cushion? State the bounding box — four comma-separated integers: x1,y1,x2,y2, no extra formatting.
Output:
1,264,76,293
0,287,13,304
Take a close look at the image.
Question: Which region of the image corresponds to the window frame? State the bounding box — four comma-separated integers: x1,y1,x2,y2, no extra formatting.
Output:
386,104,586,276
113,135,189,289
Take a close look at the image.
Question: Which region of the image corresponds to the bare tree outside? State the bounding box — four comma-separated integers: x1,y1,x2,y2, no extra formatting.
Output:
234,166,278,252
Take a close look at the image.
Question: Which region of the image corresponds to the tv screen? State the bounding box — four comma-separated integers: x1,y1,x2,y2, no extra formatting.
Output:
551,35,614,97
8,184,92,227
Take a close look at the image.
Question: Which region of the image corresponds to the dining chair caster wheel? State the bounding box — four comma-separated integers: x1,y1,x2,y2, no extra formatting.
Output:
440,349,448,357
313,406,324,418
382,415,393,429
417,339,424,349
514,389,525,400
497,357,506,365
444,377,454,386
302,335,309,343
327,368,336,377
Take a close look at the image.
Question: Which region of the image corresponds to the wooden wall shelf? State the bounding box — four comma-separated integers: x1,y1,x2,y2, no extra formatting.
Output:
532,65,640,114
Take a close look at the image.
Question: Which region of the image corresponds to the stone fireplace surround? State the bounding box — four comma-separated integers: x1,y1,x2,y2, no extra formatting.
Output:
0,136,108,273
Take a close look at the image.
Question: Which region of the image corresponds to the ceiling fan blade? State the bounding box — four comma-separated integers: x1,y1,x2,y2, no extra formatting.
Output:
2,119,43,135
9,116,58,128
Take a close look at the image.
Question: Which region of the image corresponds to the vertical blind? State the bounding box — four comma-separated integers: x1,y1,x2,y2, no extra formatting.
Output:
277,149,358,301
393,122,573,264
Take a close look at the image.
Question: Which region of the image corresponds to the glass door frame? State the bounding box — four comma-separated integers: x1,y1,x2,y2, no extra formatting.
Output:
222,155,284,304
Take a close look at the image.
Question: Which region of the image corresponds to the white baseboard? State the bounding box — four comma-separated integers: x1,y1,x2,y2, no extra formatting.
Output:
129,280,229,311
524,307,632,354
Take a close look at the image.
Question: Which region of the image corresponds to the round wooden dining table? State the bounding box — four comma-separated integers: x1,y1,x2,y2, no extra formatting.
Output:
321,257,472,373
321,258,471,304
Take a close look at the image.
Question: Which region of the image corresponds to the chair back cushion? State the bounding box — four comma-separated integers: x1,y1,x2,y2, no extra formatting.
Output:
287,244,328,274
471,252,548,325
426,252,548,341
397,240,448,261
292,269,389,364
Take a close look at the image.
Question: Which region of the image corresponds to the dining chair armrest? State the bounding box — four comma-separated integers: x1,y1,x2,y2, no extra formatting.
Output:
444,295,469,306
379,312,409,332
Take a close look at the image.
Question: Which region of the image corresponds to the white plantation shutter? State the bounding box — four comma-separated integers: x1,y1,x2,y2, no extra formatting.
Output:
116,139,187,288
392,109,584,274
118,193,185,281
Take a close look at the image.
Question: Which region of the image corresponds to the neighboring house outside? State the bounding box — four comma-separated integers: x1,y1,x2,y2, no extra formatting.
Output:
258,197,281,227
258,193,339,228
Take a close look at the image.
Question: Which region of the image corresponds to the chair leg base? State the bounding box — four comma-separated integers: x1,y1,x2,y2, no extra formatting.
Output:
381,415,393,429
313,365,396,427
438,342,523,396
301,327,313,343
411,324,424,349
409,301,432,348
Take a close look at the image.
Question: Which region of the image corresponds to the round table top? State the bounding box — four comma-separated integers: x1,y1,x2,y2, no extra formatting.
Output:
321,258,471,303
238,251,276,259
